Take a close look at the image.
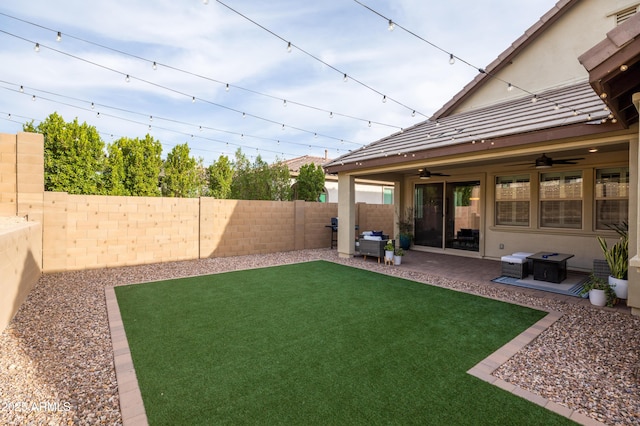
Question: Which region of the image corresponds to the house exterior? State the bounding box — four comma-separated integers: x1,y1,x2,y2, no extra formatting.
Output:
284,154,394,204
324,0,640,315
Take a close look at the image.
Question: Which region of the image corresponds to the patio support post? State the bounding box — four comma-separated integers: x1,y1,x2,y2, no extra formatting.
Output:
628,93,640,315
337,173,356,258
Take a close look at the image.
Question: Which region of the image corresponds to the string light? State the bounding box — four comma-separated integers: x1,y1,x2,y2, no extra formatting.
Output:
287,41,292,53
125,74,130,83
507,83,513,92
283,99,287,107
0,14,414,129
225,83,229,91
531,95,538,103
31,95,35,101
56,31,61,42
449,53,455,65
152,61,157,70
343,73,348,82
382,95,387,103
388,19,395,31
34,42,40,52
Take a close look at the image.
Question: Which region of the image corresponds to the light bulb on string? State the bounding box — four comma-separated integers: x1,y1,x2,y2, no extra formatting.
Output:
368,121,371,127
56,32,62,42
411,110,416,117
343,73,348,82
382,95,387,103
91,102,95,109
531,94,537,103
192,96,196,103
31,95,36,101
283,99,287,107
225,83,230,91
329,112,333,118
507,83,513,92
125,74,130,83
449,54,455,65
152,61,157,70
287,42,292,53
19,85,24,92
34,43,40,52
388,19,395,31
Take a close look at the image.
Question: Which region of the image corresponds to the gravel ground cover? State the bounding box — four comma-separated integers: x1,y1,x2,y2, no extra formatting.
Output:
1,248,638,425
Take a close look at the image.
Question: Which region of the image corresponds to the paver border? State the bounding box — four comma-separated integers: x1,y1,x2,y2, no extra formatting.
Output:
105,287,148,426
467,310,606,426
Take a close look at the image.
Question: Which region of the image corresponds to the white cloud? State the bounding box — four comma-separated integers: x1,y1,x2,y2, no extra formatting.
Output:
0,0,558,164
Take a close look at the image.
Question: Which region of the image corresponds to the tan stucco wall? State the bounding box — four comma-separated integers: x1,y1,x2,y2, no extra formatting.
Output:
453,0,634,113
0,220,42,332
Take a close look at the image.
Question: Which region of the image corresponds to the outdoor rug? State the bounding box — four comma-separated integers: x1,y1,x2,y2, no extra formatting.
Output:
491,273,588,297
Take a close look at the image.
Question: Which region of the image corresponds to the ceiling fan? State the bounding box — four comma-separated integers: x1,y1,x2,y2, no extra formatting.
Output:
518,153,585,169
418,168,450,179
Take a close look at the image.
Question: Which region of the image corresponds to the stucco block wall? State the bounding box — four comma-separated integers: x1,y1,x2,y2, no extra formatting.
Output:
16,133,44,223
0,133,17,216
43,193,200,272
200,199,296,258
0,221,42,332
357,203,395,238
303,201,338,249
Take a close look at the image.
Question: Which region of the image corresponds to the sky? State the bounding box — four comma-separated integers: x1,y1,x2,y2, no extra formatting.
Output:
0,0,559,165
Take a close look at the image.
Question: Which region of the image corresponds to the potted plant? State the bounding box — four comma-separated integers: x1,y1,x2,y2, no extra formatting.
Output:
397,207,414,250
394,247,404,265
384,240,394,262
580,273,616,307
597,221,628,299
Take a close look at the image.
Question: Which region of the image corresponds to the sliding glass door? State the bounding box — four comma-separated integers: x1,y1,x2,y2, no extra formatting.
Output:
414,181,481,252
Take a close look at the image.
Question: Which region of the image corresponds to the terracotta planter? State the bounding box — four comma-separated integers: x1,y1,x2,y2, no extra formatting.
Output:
608,276,628,299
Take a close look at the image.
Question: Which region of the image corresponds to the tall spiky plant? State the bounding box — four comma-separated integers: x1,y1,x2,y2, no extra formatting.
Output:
597,221,628,280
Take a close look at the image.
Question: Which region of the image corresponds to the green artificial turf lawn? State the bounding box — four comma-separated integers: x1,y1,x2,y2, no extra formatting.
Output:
115,260,574,425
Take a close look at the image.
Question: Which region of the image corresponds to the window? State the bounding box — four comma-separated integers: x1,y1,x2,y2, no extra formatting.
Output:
595,167,628,230
539,171,582,229
383,187,393,205
495,175,530,226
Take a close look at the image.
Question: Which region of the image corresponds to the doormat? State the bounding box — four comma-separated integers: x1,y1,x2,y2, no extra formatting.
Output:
491,274,588,298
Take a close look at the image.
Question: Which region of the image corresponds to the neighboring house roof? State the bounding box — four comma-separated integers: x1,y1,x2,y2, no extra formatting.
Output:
432,0,580,119
325,81,613,173
284,155,331,175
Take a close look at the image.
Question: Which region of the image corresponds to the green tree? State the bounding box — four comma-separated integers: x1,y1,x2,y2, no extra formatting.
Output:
104,143,127,196
230,149,292,200
207,155,234,199
295,163,325,201
270,159,293,201
24,112,105,194
106,135,162,196
161,143,200,197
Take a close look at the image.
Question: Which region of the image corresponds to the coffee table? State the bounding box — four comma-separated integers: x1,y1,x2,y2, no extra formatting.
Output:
527,252,574,283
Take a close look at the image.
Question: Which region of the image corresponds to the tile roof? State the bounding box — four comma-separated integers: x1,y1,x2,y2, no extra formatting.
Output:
325,81,610,170
283,155,332,173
